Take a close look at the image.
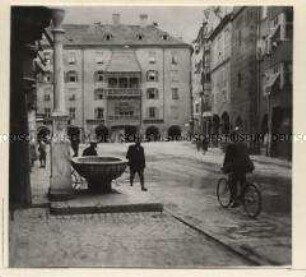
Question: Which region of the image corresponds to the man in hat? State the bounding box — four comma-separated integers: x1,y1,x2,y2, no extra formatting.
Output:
83,141,98,156
222,127,254,207
126,136,147,191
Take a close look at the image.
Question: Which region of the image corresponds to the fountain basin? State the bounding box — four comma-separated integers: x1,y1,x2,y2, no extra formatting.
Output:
71,156,128,193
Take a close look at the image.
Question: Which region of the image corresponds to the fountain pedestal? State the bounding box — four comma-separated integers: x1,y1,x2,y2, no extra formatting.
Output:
71,156,128,194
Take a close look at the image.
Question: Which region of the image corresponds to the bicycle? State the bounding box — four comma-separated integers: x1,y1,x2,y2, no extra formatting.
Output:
71,168,87,191
217,170,262,219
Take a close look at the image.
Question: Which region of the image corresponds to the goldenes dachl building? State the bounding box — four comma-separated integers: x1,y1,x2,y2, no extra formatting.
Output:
37,14,192,141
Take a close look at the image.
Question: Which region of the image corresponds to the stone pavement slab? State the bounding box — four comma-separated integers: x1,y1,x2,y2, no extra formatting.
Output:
9,208,251,267
50,185,163,214
14,141,290,267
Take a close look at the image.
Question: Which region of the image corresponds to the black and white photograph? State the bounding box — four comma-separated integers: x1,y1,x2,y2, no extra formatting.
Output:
9,5,293,268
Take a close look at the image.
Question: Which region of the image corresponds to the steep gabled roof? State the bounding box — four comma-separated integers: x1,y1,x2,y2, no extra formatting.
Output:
106,50,141,72
55,23,191,48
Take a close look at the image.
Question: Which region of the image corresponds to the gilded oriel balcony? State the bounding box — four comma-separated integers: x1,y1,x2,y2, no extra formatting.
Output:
106,88,141,99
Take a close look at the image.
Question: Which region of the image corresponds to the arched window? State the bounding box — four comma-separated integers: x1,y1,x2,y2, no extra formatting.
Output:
65,70,78,83
146,70,158,82
94,71,104,82
147,88,159,99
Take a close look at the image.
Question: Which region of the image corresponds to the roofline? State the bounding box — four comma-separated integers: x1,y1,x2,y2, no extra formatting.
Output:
231,6,246,21
43,43,193,50
208,13,232,41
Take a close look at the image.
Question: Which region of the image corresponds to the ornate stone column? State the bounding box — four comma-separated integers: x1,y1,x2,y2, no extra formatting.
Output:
48,8,74,200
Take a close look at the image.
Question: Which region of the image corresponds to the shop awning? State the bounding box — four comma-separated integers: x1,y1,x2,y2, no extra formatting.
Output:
202,111,213,118
264,73,280,96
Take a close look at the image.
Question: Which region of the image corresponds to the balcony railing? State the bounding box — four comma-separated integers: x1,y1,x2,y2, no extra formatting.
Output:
106,88,141,98
107,115,140,122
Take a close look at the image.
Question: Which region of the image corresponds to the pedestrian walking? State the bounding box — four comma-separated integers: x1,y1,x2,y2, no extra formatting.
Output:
29,140,37,168
126,136,147,191
38,140,47,168
202,136,209,154
70,134,80,157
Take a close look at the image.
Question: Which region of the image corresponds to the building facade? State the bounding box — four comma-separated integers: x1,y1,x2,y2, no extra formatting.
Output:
192,6,292,158
10,6,53,207
192,7,233,139
230,7,260,141
258,6,293,158
209,13,232,136
37,14,192,141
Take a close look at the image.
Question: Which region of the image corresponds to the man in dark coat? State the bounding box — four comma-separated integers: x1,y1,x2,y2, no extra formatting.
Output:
82,142,98,156
222,128,254,207
126,137,147,191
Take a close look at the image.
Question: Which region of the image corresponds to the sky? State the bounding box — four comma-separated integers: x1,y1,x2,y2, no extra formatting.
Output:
62,6,205,44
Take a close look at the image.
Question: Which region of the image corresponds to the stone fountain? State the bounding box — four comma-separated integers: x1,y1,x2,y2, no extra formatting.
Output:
71,156,128,193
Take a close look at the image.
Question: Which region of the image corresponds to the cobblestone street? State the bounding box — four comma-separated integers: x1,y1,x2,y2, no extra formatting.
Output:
9,141,291,267
10,209,250,268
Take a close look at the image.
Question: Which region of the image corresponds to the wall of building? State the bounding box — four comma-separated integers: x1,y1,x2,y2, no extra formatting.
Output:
37,45,192,140
230,7,260,134
210,18,232,129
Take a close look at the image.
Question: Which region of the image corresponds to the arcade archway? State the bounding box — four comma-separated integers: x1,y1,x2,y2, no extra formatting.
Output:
95,125,109,142
167,125,181,140
221,112,230,134
37,125,51,142
145,126,160,141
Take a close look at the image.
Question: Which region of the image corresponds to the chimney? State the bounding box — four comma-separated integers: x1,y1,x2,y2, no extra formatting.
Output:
112,13,120,25
139,14,148,26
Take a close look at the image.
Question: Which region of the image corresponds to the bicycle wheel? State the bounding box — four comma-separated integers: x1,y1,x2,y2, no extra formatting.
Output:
242,183,262,219
217,178,232,208
71,171,81,190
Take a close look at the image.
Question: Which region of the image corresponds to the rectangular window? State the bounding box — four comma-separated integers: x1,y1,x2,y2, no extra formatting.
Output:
96,51,104,64
95,89,104,100
273,63,279,74
171,70,179,82
95,71,104,82
171,88,179,100
108,78,118,88
45,108,51,118
171,53,178,65
95,108,104,119
237,72,242,87
66,71,78,83
148,51,156,64
69,94,76,101
69,108,76,119
147,88,158,99
273,15,279,26
149,107,157,118
68,52,76,65
44,94,50,101
238,30,242,46
170,106,179,119
195,103,200,113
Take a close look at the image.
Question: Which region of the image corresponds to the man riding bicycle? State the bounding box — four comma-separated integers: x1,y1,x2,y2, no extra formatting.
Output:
222,127,255,208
